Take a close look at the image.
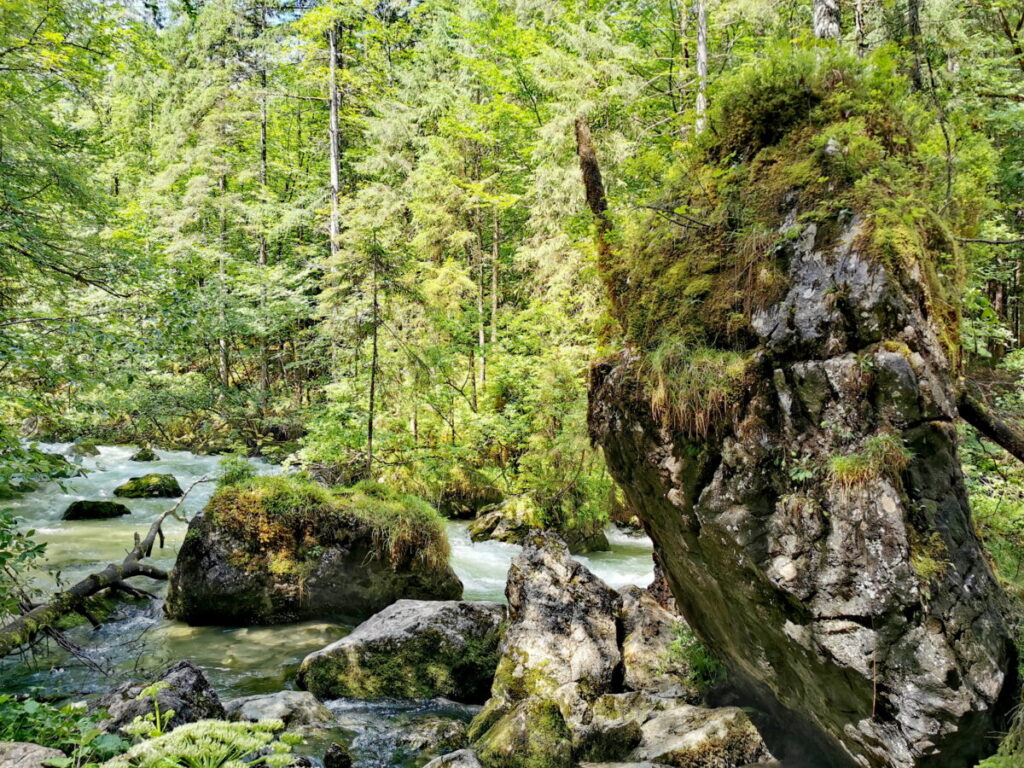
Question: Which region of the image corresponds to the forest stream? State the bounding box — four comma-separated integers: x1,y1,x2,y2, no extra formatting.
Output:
0,445,655,767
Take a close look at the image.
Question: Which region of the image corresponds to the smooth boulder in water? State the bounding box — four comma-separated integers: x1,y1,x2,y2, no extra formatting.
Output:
113,473,182,498
298,599,504,703
62,500,131,520
66,440,100,457
165,475,463,625
224,691,332,727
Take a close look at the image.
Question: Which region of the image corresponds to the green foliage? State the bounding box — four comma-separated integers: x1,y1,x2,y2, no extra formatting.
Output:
124,682,175,740
104,719,298,768
216,455,256,488
666,622,724,691
0,696,128,766
0,508,46,622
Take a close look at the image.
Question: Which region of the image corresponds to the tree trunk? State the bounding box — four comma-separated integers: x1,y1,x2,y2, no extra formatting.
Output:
258,4,270,404
814,0,841,40
959,391,1024,466
908,0,924,90
218,174,230,389
855,0,867,56
327,25,342,263
491,207,499,347
367,256,379,477
694,0,708,134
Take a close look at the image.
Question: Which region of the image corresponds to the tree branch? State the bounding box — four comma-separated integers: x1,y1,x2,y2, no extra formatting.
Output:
958,392,1024,465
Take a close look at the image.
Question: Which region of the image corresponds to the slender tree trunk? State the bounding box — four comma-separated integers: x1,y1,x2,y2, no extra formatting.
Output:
694,0,708,134
218,174,230,389
327,25,342,263
814,0,841,40
907,0,924,90
855,0,867,56
367,256,379,477
491,208,499,347
258,6,270,404
477,245,486,388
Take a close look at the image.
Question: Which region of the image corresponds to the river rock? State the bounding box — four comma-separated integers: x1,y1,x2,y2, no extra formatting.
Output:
130,446,159,461
423,750,484,768
93,660,224,734
629,704,771,766
224,690,332,726
0,742,65,768
66,441,99,457
62,500,131,520
619,586,696,700
165,479,463,625
324,742,354,768
113,473,182,498
397,716,468,754
589,209,1019,765
469,499,609,554
298,599,504,702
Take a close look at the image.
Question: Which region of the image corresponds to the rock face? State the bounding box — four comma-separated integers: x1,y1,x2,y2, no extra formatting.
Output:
589,215,1019,767
298,599,504,703
619,586,696,701
466,535,768,768
224,691,332,726
93,660,224,734
113,473,182,498
62,500,131,520
165,491,463,625
0,742,65,768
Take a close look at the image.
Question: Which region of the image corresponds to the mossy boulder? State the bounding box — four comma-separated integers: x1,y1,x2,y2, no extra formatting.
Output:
130,446,159,462
62,500,131,520
299,599,503,703
629,705,771,766
165,475,463,625
66,440,100,457
434,464,503,520
469,498,610,554
113,473,182,498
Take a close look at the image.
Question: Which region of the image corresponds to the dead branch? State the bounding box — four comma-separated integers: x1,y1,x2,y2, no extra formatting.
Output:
0,477,209,658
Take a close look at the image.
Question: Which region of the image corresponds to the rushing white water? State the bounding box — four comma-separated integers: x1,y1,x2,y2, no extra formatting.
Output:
1,443,656,766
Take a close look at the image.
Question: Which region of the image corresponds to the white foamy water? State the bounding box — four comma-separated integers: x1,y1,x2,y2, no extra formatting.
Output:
1,443,656,766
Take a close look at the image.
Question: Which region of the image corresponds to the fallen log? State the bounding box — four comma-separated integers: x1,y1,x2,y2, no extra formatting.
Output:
0,477,208,659
958,390,1024,466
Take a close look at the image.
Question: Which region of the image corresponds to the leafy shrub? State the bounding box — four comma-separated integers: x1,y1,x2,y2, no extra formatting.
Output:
666,622,723,691
216,455,256,488
103,719,299,768
0,695,128,766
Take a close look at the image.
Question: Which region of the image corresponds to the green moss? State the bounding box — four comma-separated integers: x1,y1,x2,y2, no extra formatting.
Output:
473,699,573,768
910,530,949,584
113,473,183,498
657,718,767,768
208,474,451,576
607,45,977,430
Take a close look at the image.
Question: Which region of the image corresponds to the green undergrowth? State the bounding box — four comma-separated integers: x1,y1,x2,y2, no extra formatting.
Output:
207,473,451,575
609,43,989,430
828,433,912,491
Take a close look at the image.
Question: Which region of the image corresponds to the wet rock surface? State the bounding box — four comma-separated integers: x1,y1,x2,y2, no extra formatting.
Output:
589,216,1019,767
92,660,224,734
467,535,771,768
224,690,332,726
298,599,504,703
62,500,131,520
423,749,484,768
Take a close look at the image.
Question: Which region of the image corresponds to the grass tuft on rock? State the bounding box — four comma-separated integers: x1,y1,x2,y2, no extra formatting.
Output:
828,433,911,491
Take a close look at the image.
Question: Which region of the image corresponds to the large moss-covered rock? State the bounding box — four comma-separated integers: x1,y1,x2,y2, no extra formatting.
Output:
588,53,1017,768
63,500,131,520
114,473,182,498
66,440,99,457
165,476,463,625
434,464,503,520
298,599,504,702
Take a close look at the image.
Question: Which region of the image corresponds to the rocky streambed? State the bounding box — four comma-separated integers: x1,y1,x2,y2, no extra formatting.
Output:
0,443,657,767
